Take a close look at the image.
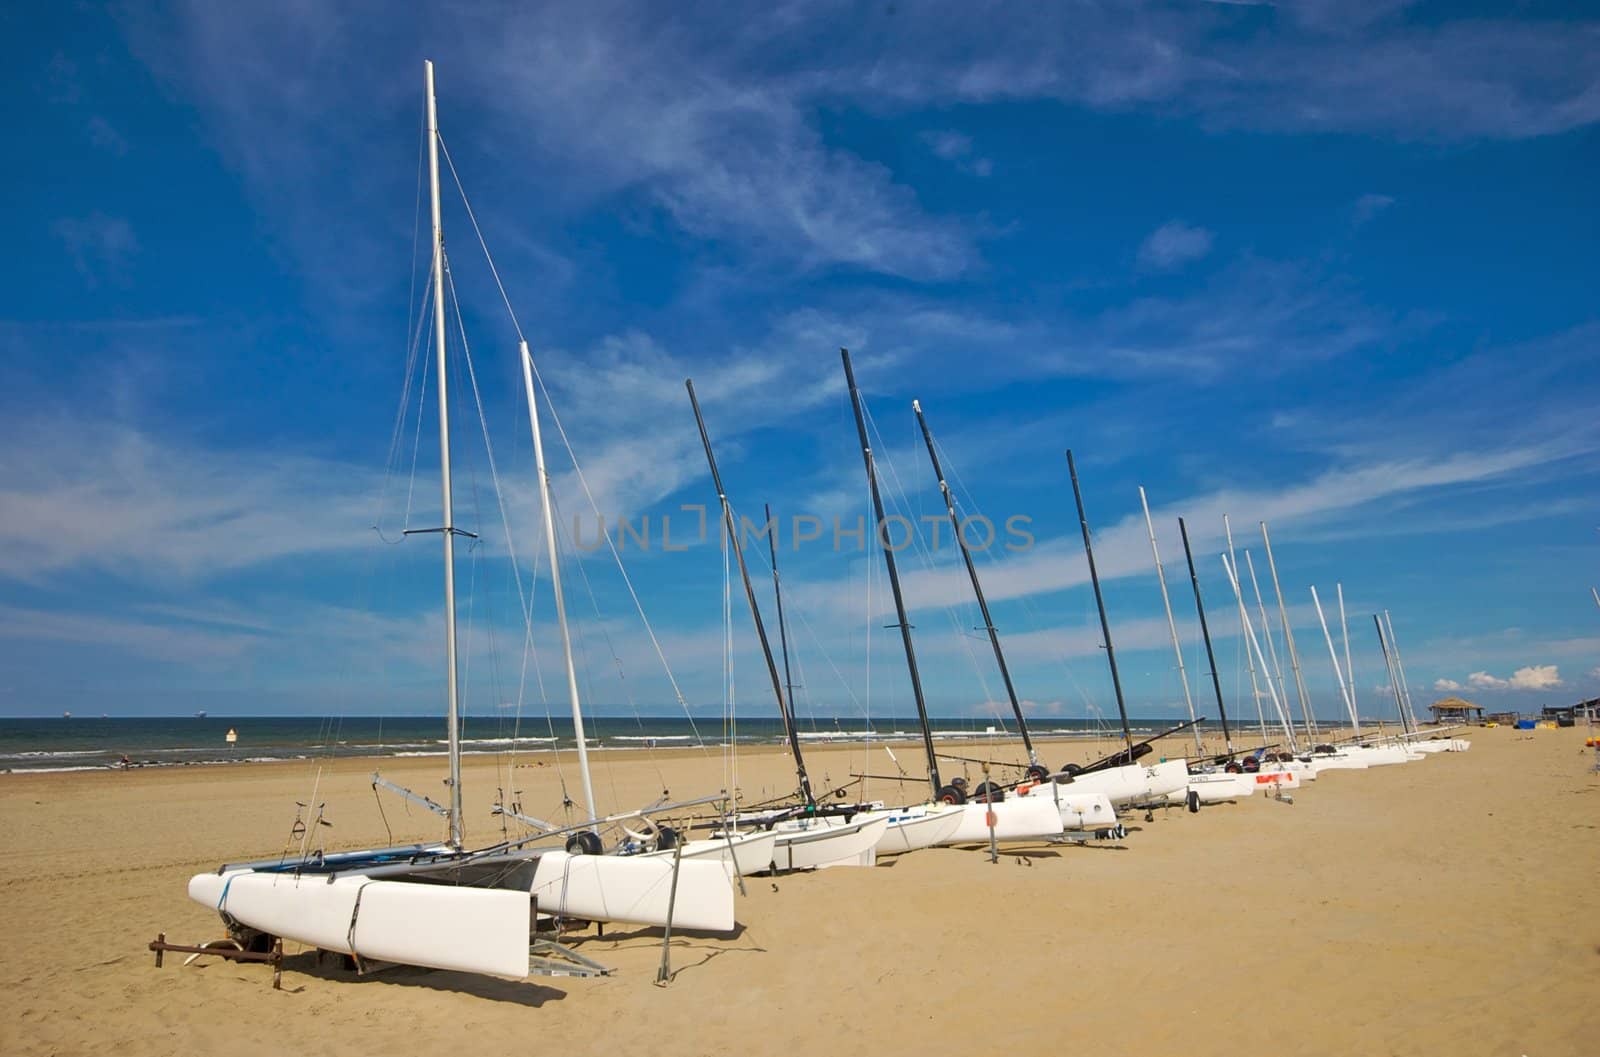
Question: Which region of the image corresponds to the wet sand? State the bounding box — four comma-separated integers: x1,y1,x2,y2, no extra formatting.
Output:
2,727,1594,1056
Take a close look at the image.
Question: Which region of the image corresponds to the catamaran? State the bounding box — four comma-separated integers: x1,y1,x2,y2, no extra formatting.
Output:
184,64,738,984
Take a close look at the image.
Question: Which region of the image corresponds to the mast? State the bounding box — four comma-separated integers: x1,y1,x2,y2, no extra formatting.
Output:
842,350,943,799
1337,583,1357,735
1066,450,1134,755
425,60,464,849
1311,586,1357,736
1179,517,1232,751
1245,551,1291,737
912,399,1036,766
686,380,815,808
1374,614,1410,735
1139,488,1201,752
519,342,597,826
764,502,798,708
1225,516,1270,745
1261,522,1318,739
1383,610,1418,731
1222,555,1297,748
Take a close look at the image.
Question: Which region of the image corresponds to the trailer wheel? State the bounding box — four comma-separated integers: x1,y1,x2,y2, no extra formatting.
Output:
654,825,679,851
1241,756,1261,773
1025,764,1051,783
973,781,1006,803
1224,761,1242,773
566,830,604,855
936,784,968,805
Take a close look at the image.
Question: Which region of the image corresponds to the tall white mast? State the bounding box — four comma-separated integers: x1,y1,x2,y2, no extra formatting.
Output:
1383,610,1419,731
425,60,464,849
1139,487,1201,751
1244,550,1291,731
1337,583,1357,733
1225,515,1269,745
1311,586,1358,736
1222,554,1297,749
1260,522,1317,739
519,341,598,825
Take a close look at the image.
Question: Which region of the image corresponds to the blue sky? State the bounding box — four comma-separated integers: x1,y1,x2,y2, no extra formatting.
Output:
3,1,1597,726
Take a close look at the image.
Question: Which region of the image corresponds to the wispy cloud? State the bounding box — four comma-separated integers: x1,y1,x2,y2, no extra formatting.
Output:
0,415,379,582
1352,192,1395,225
1137,220,1214,271
920,129,993,176
53,213,138,285
85,115,129,155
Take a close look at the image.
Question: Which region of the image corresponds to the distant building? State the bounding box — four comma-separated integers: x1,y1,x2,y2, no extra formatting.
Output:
1429,696,1485,724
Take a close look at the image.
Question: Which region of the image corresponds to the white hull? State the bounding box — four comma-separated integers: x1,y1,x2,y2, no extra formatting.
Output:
641,829,777,877
1055,762,1149,806
1303,752,1370,771
1015,781,1120,829
189,870,532,979
940,795,1064,844
861,804,965,854
1412,738,1469,753
1184,772,1257,802
769,815,888,870
1142,759,1191,800
1252,766,1301,790
529,850,735,932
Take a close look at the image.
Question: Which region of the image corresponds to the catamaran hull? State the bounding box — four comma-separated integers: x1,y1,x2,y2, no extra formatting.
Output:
1051,762,1147,805
866,805,965,854
642,831,777,876
529,851,735,932
1183,772,1258,802
1412,738,1469,753
1014,783,1120,829
769,816,888,871
1142,759,1191,800
188,871,533,979
940,796,1065,844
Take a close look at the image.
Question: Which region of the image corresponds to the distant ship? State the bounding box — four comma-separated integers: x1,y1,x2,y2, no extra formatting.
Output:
195,710,208,719
62,711,72,719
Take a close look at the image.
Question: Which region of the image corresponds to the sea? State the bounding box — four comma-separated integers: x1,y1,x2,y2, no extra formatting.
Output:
0,715,1195,773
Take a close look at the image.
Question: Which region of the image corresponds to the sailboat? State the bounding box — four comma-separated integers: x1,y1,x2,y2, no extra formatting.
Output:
183,63,736,984
837,351,1061,846
686,380,896,869
907,399,1118,834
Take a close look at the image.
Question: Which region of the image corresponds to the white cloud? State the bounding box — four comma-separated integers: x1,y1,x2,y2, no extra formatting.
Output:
1138,221,1215,271
1454,666,1564,692
1508,664,1562,690
1434,678,1463,691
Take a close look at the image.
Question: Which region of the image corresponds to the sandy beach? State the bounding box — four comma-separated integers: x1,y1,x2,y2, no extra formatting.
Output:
2,727,1594,1056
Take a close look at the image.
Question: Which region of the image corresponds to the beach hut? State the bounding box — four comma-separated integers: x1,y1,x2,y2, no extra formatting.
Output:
1428,696,1485,724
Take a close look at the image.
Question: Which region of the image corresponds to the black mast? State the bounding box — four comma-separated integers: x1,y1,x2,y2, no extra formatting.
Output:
913,398,1042,774
1066,449,1135,756
764,502,798,708
686,379,815,809
1178,517,1232,751
842,349,945,801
